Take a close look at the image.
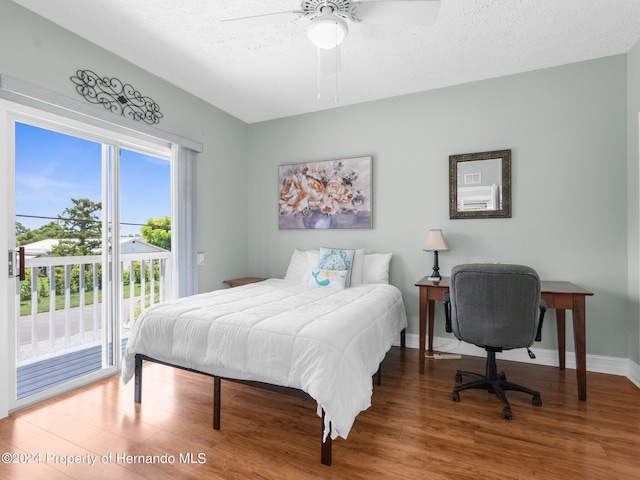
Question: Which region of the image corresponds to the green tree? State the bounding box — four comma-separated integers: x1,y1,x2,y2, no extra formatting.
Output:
140,216,171,251
49,198,102,256
16,221,27,236
17,221,66,246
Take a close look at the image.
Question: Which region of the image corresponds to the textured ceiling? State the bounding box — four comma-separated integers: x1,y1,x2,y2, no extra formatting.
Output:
12,0,640,124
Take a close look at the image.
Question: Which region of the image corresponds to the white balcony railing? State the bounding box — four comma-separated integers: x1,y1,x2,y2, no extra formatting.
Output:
16,251,172,363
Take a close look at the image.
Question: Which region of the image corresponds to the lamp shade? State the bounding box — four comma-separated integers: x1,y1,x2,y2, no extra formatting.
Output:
423,229,449,252
306,13,348,49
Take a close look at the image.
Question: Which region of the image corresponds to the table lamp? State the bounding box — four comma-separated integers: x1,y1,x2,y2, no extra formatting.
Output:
423,229,449,281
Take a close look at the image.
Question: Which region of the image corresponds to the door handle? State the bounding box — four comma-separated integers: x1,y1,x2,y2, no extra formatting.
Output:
9,247,25,280
19,246,25,281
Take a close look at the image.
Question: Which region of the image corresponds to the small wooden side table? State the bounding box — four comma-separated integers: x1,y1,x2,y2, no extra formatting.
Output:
223,277,267,288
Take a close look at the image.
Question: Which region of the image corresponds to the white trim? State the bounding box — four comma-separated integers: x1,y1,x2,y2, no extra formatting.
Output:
0,74,202,153
0,102,15,419
627,359,640,389
398,333,640,389
7,103,171,160
110,146,123,367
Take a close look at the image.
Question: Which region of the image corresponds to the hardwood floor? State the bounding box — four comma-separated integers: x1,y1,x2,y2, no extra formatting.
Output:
1,347,639,479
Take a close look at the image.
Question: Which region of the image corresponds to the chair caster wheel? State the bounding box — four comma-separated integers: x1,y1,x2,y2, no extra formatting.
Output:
451,391,460,402
502,407,512,419
454,373,462,383
532,395,542,407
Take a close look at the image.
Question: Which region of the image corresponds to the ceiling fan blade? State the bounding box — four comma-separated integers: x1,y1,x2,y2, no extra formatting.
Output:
220,10,305,30
320,47,342,76
354,0,441,26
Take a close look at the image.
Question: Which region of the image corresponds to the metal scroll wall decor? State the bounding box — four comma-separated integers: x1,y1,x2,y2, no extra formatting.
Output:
70,69,163,125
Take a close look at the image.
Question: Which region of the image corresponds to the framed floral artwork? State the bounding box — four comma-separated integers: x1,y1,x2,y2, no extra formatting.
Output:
278,156,372,229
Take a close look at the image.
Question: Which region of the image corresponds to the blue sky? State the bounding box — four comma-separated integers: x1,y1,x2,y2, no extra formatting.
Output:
15,122,170,238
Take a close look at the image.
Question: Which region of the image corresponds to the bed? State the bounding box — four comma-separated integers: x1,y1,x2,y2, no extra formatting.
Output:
121,248,407,465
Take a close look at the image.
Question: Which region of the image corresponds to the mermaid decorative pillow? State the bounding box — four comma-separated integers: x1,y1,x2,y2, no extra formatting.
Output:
308,268,349,289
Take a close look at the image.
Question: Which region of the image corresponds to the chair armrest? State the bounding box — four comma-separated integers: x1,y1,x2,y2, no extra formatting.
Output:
443,293,452,333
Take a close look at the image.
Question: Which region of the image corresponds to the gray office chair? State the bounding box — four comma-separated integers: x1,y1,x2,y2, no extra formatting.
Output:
444,264,546,419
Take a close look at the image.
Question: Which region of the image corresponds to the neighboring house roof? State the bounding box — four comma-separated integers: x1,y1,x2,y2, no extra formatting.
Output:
21,237,168,258
119,237,168,254
21,239,62,259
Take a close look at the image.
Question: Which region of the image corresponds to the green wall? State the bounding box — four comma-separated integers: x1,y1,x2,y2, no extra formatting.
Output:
247,56,631,359
0,0,250,293
627,40,640,364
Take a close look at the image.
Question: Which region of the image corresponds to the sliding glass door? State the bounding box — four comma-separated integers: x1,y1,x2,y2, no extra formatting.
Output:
2,100,172,410
15,122,111,401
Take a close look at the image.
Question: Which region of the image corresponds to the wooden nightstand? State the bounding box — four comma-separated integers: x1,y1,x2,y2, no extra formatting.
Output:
223,277,267,288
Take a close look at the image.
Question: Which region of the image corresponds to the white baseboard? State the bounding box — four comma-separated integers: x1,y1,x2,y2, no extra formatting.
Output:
627,359,640,388
395,333,640,390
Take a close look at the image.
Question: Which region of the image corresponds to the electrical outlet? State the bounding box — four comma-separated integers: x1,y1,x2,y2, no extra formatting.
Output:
197,252,205,266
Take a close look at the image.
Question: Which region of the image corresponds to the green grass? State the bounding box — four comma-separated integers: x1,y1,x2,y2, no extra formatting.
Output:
20,282,151,316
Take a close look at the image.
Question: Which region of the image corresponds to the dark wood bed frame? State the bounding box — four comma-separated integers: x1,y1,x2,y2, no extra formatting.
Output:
133,330,404,466
134,354,369,465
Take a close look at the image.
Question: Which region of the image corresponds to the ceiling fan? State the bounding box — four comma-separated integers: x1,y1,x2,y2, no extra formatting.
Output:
221,1,440,98
221,1,441,50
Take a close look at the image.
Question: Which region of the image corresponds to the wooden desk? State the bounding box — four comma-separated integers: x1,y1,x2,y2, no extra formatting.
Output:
415,276,594,400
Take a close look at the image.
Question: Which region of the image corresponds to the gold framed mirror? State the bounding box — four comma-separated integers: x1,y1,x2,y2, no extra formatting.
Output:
449,149,511,219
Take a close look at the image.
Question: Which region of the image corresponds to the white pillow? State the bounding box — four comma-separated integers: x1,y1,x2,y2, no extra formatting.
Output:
318,247,356,287
284,249,319,284
350,248,366,286
362,253,392,284
308,268,348,289
302,250,319,282
285,248,387,285
284,248,308,282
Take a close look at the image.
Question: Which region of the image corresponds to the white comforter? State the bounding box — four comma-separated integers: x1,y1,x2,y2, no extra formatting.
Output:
121,278,407,440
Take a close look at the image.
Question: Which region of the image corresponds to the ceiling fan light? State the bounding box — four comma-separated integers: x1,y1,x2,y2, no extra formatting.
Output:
306,14,348,49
